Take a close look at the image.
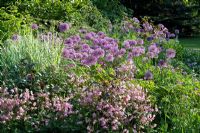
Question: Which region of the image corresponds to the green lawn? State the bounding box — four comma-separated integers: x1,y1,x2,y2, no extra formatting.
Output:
179,37,200,48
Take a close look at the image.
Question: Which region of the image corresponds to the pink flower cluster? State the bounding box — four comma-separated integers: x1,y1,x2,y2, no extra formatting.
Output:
0,87,72,126
79,82,157,132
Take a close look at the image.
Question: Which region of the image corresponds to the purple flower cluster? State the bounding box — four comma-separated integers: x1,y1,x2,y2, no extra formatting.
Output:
147,43,161,58
59,23,70,32
131,46,145,57
132,17,140,23
166,48,176,59
121,17,178,45
158,60,168,68
11,34,20,41
62,31,129,66
143,22,153,32
31,23,39,30
144,70,153,80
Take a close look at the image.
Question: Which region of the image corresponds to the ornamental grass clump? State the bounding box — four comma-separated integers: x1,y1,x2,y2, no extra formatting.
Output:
0,33,63,72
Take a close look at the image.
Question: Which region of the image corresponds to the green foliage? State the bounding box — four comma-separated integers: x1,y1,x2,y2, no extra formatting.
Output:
0,0,112,41
0,6,32,41
92,0,132,22
133,68,200,132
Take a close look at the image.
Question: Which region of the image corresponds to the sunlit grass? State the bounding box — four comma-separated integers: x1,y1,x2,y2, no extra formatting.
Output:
179,37,200,49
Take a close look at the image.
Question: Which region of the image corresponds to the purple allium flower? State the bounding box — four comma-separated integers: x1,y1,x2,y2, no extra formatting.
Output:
104,44,112,50
158,60,167,68
128,52,133,59
118,48,126,55
137,39,144,45
129,40,137,45
82,56,97,66
92,48,105,58
132,47,145,57
93,39,100,45
144,71,153,80
59,23,70,32
72,35,81,42
147,36,154,41
64,38,73,47
158,24,164,30
85,33,93,40
97,31,105,37
82,52,88,59
148,44,160,54
74,53,83,60
110,47,119,55
166,48,176,58
79,28,87,34
147,52,157,58
163,27,168,33
143,22,153,31
105,54,114,62
31,24,38,30
81,44,90,50
169,33,175,38
123,41,131,49
11,34,20,41
175,29,179,34
133,17,140,23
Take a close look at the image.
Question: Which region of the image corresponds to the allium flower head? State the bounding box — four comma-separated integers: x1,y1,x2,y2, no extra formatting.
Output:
123,41,131,49
144,70,153,80
118,48,126,56
147,52,157,58
166,48,176,58
132,47,145,57
92,48,105,58
59,23,70,32
11,34,20,41
148,43,160,54
158,60,167,68
97,31,106,37
175,29,179,34
64,38,73,47
105,54,114,62
82,56,97,66
137,39,144,45
31,24,38,30
79,28,87,34
129,40,137,45
132,17,140,23
85,33,94,40
82,44,90,50
147,36,154,41
170,33,175,38
158,24,165,30
143,22,153,31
